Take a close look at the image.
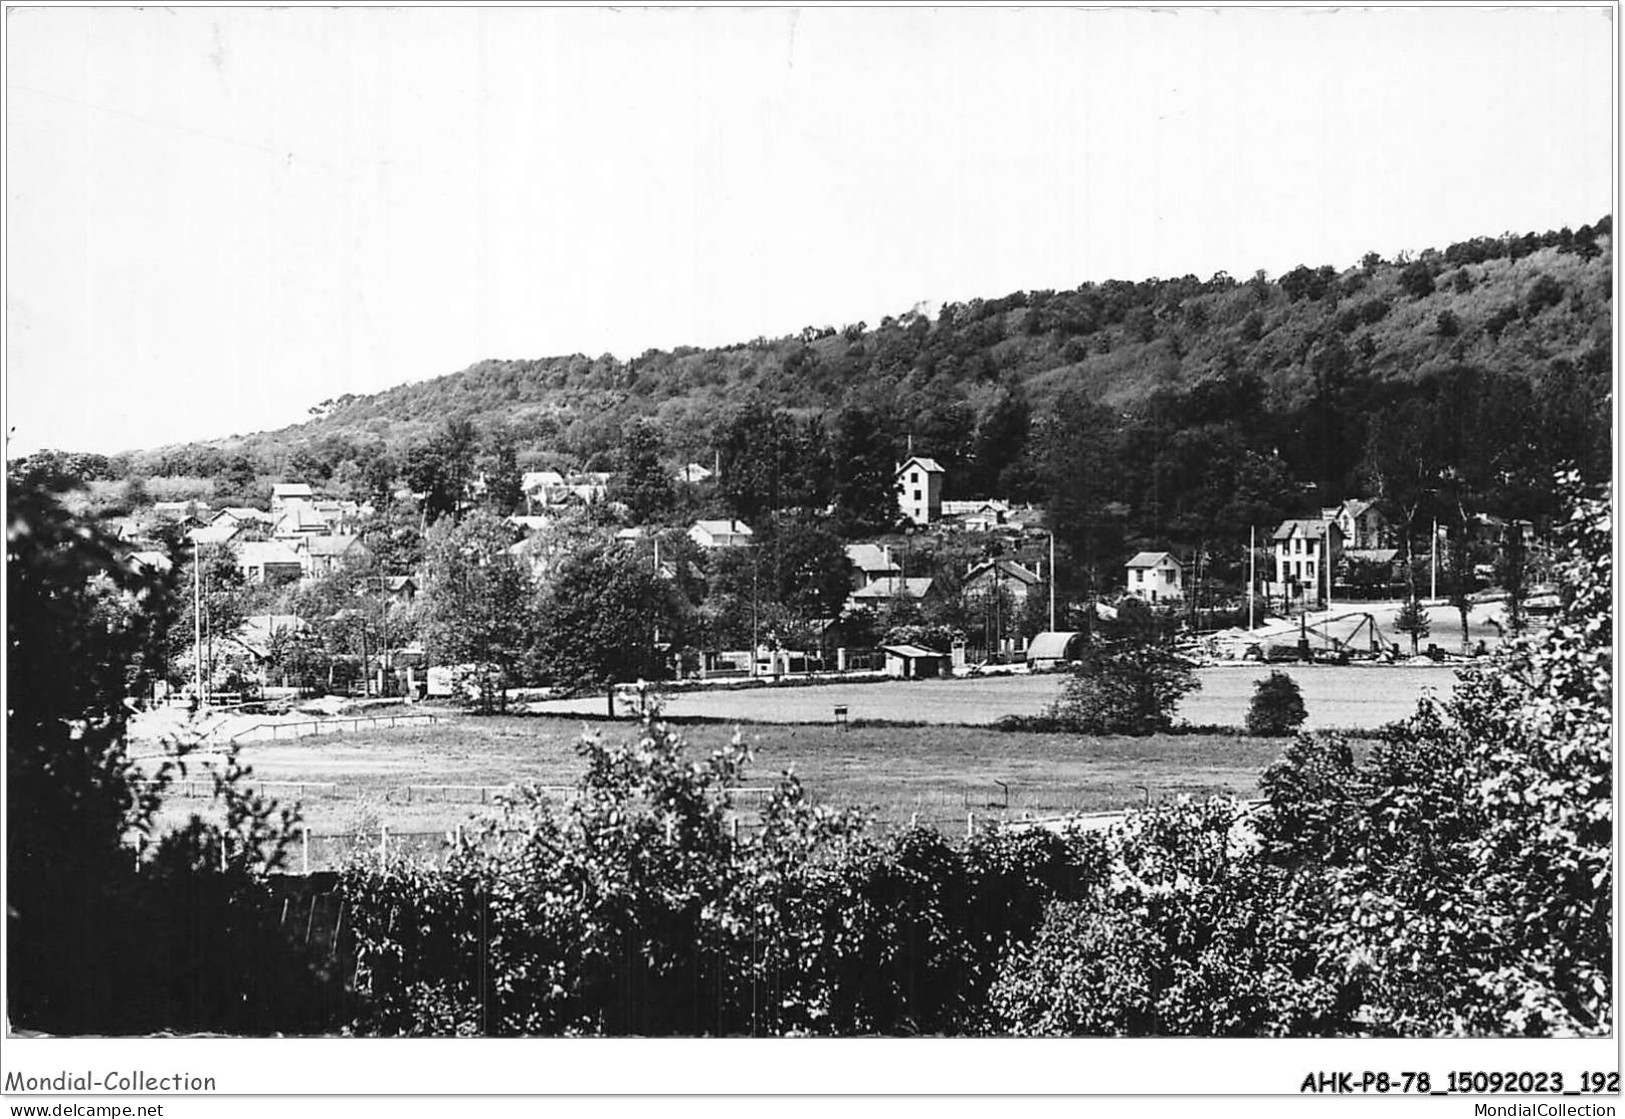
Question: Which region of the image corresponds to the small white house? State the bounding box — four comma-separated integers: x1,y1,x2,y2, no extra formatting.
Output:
1124,552,1184,604
895,456,945,526
689,519,755,549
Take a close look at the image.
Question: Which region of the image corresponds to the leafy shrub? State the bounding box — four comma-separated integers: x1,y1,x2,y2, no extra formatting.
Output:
342,707,1098,1036
1044,641,1200,735
1246,671,1307,736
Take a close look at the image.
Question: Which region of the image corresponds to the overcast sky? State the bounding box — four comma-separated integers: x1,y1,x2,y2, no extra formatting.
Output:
5,5,1614,457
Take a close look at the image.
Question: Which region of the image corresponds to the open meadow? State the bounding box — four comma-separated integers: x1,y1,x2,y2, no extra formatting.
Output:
139,663,1451,869
523,662,1458,729
146,710,1377,870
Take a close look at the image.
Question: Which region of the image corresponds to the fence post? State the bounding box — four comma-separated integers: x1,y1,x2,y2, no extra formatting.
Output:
379,825,389,864
966,812,974,839
302,826,310,876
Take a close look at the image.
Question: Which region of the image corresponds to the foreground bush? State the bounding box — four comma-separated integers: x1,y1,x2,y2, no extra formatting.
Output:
8,477,327,1034
342,709,1102,1036
993,476,1611,1038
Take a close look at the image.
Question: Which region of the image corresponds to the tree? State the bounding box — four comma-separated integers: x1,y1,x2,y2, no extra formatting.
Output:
1393,597,1430,656
608,418,675,525
1246,671,1308,737
8,476,316,1033
1045,639,1199,735
533,540,690,694
404,417,479,525
829,404,898,536
1496,526,1531,635
484,437,524,518
418,510,535,711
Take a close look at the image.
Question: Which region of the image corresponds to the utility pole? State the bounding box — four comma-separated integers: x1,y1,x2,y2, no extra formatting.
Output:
1247,526,1255,631
193,540,203,710
1430,518,1438,602
1047,531,1056,633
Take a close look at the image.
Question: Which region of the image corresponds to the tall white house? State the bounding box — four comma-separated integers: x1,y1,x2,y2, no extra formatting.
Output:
896,456,945,525
1272,518,1345,606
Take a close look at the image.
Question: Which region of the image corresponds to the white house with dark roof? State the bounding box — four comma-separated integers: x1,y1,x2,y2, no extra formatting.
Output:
1125,551,1184,603
896,456,945,525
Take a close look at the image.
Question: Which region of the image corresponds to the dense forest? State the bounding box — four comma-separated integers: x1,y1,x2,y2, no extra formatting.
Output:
21,217,1612,593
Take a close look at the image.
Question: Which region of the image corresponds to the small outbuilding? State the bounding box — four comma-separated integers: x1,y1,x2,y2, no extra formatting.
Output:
882,644,947,679
1025,631,1086,669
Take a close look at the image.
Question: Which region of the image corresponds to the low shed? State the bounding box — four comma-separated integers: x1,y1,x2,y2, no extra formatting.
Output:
1026,631,1086,668
882,644,947,680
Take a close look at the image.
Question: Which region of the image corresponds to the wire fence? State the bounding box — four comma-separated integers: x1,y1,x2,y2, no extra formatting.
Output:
227,713,440,743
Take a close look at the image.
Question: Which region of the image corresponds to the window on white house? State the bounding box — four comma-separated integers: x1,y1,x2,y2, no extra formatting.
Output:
913,490,922,502
911,472,920,484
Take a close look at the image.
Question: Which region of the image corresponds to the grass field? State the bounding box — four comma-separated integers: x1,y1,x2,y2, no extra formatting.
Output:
523,664,1457,729
147,714,1368,869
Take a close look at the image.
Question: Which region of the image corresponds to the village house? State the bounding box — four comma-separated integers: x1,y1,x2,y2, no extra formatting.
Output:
896,456,945,525
1124,552,1184,604
1320,498,1385,550
1271,518,1345,606
521,470,567,512
964,557,1043,607
236,539,305,584
270,483,315,513
689,519,755,550
845,577,936,614
844,543,902,589
301,534,372,579
675,462,713,484
188,519,246,547
273,504,332,540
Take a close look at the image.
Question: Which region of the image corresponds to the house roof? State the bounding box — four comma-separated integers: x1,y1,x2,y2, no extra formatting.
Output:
1125,551,1180,569
237,540,304,567
189,521,244,546
275,506,331,534
845,543,899,574
271,483,313,499
214,506,274,524
849,577,934,602
967,558,1042,585
896,456,945,475
385,575,417,592
676,462,713,482
1273,519,1339,542
127,550,173,573
1346,548,1399,564
306,534,367,558
1027,631,1086,661
692,519,753,538
522,470,567,490
882,644,944,659
505,515,552,533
